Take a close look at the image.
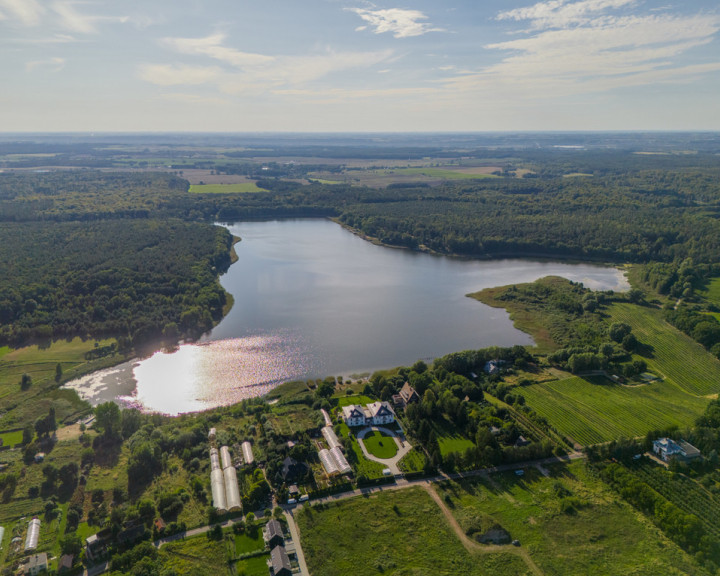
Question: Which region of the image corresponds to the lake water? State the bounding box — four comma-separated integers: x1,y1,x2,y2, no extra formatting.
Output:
65,219,628,414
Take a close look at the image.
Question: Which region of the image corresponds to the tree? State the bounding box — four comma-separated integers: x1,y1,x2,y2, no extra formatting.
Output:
60,532,82,556
95,402,121,439
22,424,34,445
609,322,632,343
55,363,63,382
20,373,32,390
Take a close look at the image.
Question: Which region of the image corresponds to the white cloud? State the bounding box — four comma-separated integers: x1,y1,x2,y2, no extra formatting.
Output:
445,2,720,98
349,8,443,38
146,33,395,94
51,1,128,34
26,57,65,72
0,0,45,26
138,64,223,86
498,0,637,29
161,33,275,68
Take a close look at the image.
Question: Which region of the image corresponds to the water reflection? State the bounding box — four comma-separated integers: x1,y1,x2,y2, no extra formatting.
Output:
64,219,628,415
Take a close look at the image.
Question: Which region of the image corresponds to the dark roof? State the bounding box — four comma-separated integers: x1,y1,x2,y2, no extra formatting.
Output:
59,554,74,571
282,456,309,481
264,519,284,544
399,382,419,403
271,544,292,575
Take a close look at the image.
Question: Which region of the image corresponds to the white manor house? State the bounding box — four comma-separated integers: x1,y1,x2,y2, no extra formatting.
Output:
341,401,395,427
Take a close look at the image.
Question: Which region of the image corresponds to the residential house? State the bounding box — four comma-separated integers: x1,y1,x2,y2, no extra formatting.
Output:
392,382,420,408
263,519,284,549
269,545,292,576
366,402,395,425
653,438,702,462
341,405,366,427
24,553,48,576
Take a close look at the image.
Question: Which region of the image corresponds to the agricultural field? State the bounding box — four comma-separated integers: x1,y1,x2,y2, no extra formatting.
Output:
521,375,707,446
436,461,704,576
610,303,720,397
296,486,530,576
188,183,267,194
627,459,720,542
519,302,720,445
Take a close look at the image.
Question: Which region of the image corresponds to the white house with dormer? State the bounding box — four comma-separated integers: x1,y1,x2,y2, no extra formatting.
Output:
341,401,395,427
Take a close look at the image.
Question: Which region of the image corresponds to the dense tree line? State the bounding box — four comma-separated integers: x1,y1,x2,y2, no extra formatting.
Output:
0,219,232,346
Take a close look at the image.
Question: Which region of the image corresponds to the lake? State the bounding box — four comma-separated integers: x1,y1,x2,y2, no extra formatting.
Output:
64,219,628,414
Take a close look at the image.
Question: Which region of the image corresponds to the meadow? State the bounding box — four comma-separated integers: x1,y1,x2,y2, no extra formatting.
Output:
188,183,267,193
520,302,720,445
436,461,703,576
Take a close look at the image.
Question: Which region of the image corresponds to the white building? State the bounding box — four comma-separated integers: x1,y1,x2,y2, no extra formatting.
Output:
322,426,342,450
24,518,40,552
223,465,242,512
341,401,395,427
210,468,227,512
242,441,254,465
25,553,48,576
318,446,352,476
219,446,233,470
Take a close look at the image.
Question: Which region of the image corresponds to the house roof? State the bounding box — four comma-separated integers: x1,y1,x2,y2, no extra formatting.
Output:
270,544,292,574
59,554,74,570
341,405,364,419
399,382,419,402
367,401,394,418
264,519,284,543
26,553,48,569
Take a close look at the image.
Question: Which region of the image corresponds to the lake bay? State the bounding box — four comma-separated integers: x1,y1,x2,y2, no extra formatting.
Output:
65,219,628,414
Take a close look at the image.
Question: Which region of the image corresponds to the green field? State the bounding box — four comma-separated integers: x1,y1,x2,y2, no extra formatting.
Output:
520,303,720,445
361,430,398,459
0,429,22,446
438,434,475,456
436,461,703,576
701,277,720,306
297,487,528,576
521,375,706,445
188,183,266,194
388,167,498,180
335,395,373,408
610,303,720,397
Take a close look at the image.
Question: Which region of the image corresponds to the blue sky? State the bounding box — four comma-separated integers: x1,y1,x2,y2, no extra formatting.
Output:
1,0,719,131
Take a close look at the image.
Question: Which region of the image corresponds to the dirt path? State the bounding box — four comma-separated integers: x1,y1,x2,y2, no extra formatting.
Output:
424,484,544,576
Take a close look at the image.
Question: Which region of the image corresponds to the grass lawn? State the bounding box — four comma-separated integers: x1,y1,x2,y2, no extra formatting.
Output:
521,375,707,446
436,461,704,576
361,430,398,459
335,395,373,409
235,530,265,555
158,535,230,575
189,183,266,194
398,449,425,474
297,487,526,576
0,429,22,446
234,553,271,576
438,434,475,457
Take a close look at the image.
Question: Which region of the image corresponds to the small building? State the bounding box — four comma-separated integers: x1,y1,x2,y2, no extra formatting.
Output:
653,438,702,462
85,528,112,563
489,426,501,436
515,436,530,447
208,427,216,441
263,519,284,549
24,553,48,576
242,441,255,465
34,453,45,463
154,518,166,533
484,360,503,375
24,518,40,552
58,554,74,573
318,446,352,477
393,382,420,409
269,545,292,576
282,457,309,483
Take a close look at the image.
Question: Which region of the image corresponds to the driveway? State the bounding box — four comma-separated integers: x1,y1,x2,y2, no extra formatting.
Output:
356,426,413,475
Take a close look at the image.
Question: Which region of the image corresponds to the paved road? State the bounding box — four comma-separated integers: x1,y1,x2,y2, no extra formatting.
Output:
284,510,311,576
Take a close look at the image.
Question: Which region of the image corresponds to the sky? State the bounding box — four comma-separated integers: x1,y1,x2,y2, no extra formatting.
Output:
1,0,719,132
